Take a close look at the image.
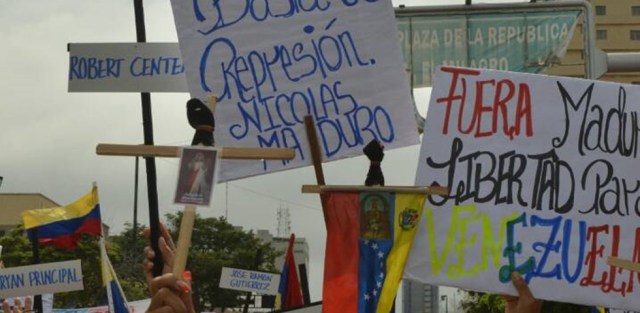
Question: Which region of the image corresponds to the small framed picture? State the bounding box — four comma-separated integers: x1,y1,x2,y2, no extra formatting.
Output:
174,147,219,206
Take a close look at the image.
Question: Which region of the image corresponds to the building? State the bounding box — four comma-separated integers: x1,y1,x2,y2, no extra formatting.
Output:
0,193,61,236
253,230,310,310
403,280,439,313
544,0,640,84
0,193,109,238
256,230,310,273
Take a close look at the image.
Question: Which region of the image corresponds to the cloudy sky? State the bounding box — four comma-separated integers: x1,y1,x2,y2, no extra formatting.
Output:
0,0,527,308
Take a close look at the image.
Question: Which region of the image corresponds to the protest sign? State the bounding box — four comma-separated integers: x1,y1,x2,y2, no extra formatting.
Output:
68,43,186,92
169,1,419,181
405,66,640,311
219,267,280,295
611,309,640,313
0,260,83,299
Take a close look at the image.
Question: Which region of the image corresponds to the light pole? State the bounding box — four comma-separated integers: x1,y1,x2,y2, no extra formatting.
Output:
441,295,448,313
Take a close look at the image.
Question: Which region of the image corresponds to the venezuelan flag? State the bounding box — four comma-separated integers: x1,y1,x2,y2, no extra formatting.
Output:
101,238,130,313
275,233,304,310
323,191,426,313
22,186,102,249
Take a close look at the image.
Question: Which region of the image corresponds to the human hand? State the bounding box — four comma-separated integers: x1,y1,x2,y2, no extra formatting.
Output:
147,273,195,313
2,297,33,313
503,272,543,313
144,223,177,289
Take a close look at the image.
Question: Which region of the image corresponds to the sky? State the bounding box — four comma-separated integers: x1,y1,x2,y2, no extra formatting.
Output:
0,0,527,309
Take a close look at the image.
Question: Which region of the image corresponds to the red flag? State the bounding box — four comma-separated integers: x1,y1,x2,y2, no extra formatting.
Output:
278,233,304,309
323,192,360,313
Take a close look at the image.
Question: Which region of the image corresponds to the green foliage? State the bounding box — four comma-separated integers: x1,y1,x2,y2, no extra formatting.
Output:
0,226,105,308
459,291,505,313
108,222,151,302
0,216,278,311
458,289,593,313
165,212,279,311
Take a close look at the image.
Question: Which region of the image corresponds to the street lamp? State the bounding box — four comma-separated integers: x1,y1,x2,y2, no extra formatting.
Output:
441,295,448,313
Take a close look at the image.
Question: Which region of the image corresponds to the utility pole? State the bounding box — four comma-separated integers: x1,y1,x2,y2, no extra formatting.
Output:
441,295,448,313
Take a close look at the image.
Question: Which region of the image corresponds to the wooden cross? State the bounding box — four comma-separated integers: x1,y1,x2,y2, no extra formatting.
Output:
96,142,296,278
607,256,640,273
301,184,449,195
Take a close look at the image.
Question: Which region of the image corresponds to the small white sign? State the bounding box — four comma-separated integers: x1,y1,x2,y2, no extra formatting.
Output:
219,267,280,295
68,43,187,93
0,260,84,298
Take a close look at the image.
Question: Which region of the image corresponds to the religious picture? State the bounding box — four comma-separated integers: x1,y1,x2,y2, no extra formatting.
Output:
174,147,218,206
360,193,392,240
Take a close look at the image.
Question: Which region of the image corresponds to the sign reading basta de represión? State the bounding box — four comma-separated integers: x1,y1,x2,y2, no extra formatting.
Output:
169,1,419,182
405,66,640,311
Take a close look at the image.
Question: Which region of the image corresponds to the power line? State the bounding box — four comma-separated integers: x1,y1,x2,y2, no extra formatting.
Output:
228,183,322,213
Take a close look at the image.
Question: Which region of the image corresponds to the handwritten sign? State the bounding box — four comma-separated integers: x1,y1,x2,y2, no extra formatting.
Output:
611,309,640,313
169,1,419,181
0,260,83,298
219,267,280,295
405,66,640,311
67,43,187,92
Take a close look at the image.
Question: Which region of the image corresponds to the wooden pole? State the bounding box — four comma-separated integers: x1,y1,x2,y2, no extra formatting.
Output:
172,95,219,282
303,116,329,225
607,256,640,273
302,184,449,195
172,206,196,278
96,144,295,160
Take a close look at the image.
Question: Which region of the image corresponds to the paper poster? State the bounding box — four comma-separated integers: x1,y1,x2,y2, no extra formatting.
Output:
169,1,419,181
67,43,187,92
174,147,219,206
0,260,83,299
219,267,280,295
406,66,640,311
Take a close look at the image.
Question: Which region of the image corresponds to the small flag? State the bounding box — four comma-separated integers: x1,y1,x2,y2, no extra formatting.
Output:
22,186,102,249
101,238,130,313
275,234,304,310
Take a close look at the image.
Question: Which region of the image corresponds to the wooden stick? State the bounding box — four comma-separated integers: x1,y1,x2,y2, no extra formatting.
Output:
607,256,640,273
96,144,295,160
173,206,196,278
303,116,329,226
172,95,218,280
302,184,449,195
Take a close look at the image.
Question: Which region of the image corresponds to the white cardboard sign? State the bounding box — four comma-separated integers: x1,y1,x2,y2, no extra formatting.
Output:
406,66,640,311
0,260,83,298
169,1,419,181
68,43,187,93
219,267,280,295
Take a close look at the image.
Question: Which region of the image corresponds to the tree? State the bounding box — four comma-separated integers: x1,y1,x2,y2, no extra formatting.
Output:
458,289,593,313
108,222,150,302
165,212,280,312
0,226,105,308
